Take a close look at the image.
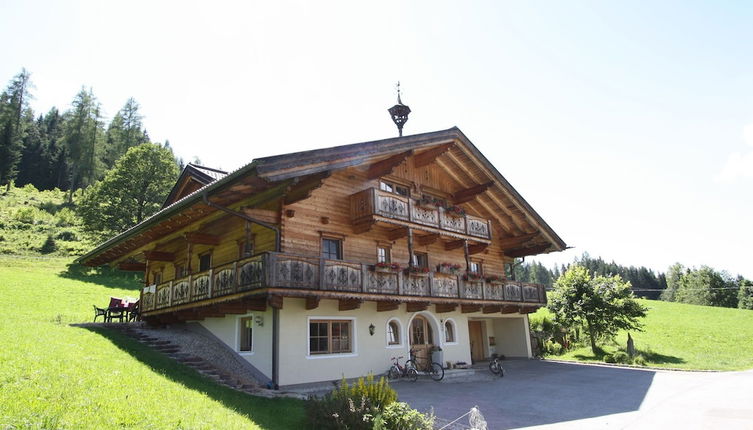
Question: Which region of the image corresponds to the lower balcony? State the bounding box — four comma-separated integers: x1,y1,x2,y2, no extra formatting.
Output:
140,252,547,320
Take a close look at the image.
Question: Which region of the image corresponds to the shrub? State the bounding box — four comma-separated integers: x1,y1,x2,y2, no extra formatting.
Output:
373,402,434,430
603,354,616,363
632,355,647,366
14,207,38,224
56,230,78,241
544,340,563,355
55,208,79,227
306,375,397,429
612,351,630,364
40,235,57,254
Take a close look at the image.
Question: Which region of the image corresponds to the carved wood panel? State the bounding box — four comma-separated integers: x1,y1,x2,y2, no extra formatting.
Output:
274,257,319,288
366,271,398,294
324,261,362,292
505,283,522,301
484,283,504,300
213,268,235,296
375,193,409,221
192,275,210,301
142,292,155,311
467,216,491,239
432,274,459,297
155,285,170,309
172,281,190,305
404,275,430,296
440,211,466,234
461,280,483,299
238,258,264,290
523,285,540,302
410,205,439,227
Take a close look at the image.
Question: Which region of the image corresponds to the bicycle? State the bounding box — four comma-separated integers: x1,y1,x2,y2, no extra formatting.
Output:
488,356,505,377
405,349,444,381
387,355,418,382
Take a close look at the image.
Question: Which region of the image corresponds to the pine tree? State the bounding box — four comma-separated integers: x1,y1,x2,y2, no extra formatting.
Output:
103,98,147,168
62,87,105,200
0,69,32,191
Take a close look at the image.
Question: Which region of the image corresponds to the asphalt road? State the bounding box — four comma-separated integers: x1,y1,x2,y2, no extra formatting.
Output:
393,359,753,429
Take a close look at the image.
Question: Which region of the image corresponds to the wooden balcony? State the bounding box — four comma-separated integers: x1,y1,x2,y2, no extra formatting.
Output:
140,252,547,316
350,188,493,241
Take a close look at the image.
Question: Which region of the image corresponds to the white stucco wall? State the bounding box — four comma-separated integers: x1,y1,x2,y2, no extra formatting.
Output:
199,308,274,380
277,298,473,386
491,315,532,358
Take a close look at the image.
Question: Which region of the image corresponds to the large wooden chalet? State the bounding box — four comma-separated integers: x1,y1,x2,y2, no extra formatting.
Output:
79,127,566,387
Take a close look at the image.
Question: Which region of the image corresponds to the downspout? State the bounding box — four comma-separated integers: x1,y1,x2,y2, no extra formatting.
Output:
201,191,281,388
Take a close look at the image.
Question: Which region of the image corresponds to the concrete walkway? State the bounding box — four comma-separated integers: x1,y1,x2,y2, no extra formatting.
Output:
393,360,753,429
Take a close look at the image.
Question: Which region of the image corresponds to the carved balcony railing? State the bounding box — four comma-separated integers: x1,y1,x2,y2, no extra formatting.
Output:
141,252,546,313
350,188,492,240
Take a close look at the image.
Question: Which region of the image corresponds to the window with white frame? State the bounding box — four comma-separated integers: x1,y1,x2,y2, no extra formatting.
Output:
239,316,253,352
444,320,456,343
386,319,401,346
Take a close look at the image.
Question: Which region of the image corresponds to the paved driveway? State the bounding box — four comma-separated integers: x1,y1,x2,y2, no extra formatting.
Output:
393,360,753,429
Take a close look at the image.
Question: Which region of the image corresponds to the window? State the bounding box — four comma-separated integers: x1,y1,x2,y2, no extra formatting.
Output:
412,252,428,269
377,246,391,263
469,261,483,275
422,193,446,207
444,320,456,343
199,252,212,272
309,319,352,354
387,320,400,345
174,263,185,278
322,238,343,260
152,271,162,285
239,317,253,352
380,180,409,197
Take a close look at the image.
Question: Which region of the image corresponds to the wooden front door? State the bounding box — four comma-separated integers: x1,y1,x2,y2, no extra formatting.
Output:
468,320,485,363
410,315,434,370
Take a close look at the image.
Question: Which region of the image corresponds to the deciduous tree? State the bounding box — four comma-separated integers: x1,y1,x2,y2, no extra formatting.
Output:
548,265,647,354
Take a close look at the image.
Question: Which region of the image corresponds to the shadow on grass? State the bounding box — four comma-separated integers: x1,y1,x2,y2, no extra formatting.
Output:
78,325,305,430
572,347,685,365
60,263,144,291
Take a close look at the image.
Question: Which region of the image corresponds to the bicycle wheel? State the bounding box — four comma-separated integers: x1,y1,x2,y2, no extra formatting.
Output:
498,365,505,377
404,359,418,371
489,359,501,375
429,362,444,381
406,368,418,382
387,366,400,381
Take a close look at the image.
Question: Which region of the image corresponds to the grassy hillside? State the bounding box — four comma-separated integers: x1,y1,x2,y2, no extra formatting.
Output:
0,256,305,429
534,299,753,370
0,184,93,256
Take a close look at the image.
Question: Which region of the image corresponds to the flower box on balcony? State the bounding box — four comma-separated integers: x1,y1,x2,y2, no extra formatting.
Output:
405,266,431,277
462,272,483,281
373,262,402,273
485,275,506,284
437,262,462,274
443,205,466,217
415,197,443,209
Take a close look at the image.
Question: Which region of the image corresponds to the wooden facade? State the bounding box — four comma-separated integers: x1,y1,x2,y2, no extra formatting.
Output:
79,127,566,325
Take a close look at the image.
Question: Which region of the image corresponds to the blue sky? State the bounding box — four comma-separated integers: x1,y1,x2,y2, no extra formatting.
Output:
2,1,752,278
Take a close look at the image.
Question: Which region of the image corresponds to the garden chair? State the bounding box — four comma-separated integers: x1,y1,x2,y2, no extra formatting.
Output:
106,297,127,323
127,301,140,322
93,305,108,322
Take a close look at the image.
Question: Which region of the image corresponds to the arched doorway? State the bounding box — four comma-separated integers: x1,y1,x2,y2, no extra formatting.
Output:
409,315,435,370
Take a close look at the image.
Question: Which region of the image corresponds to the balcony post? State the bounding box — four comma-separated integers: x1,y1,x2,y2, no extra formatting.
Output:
208,268,214,298
463,239,470,272
168,281,173,307
232,261,238,293
407,227,414,270
187,274,193,302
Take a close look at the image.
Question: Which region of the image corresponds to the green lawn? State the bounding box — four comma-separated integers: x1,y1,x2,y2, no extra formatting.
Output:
0,256,305,429
535,299,753,371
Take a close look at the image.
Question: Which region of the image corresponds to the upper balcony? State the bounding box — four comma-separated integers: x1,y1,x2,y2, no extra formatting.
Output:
140,251,546,320
350,188,492,241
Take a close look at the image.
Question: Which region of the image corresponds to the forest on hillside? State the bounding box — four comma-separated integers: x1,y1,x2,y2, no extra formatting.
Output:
0,69,191,196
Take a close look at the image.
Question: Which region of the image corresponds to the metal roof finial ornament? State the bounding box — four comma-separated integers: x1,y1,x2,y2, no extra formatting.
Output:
388,82,411,137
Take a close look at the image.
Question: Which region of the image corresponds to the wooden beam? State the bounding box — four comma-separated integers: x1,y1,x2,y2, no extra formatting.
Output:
417,233,440,247
444,239,465,251
406,302,429,312
468,243,488,255
267,295,284,309
482,305,501,314
244,297,268,311
499,233,540,249
500,305,518,314
413,143,453,168
376,301,400,312
142,251,175,262
505,244,550,258
184,232,221,246
353,221,375,234
338,299,362,311
453,181,494,204
387,227,408,241
284,172,330,205
435,304,457,313
118,262,146,271
305,296,320,310
519,306,538,314
240,208,279,225
461,304,481,313
366,150,413,179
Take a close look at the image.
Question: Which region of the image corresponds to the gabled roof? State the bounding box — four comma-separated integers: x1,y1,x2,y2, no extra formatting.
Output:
78,127,566,266
162,163,228,208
